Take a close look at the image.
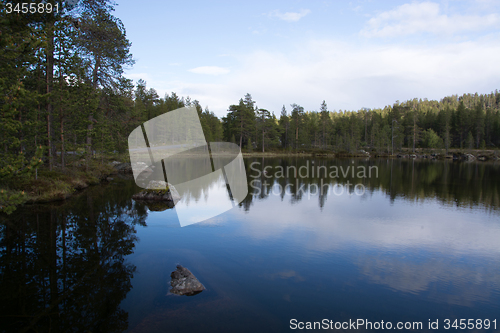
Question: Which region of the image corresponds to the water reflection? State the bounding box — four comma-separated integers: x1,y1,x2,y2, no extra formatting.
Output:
241,158,500,211
356,254,500,306
0,179,146,332
221,158,500,321
1,159,499,332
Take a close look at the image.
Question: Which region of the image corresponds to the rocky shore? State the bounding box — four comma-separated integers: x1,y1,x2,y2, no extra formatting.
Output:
241,150,499,160
394,152,498,161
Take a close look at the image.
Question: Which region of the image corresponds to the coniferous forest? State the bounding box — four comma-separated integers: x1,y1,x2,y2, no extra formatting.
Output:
1,0,500,213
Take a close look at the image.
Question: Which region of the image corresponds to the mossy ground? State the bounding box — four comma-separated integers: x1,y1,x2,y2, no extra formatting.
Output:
3,154,127,206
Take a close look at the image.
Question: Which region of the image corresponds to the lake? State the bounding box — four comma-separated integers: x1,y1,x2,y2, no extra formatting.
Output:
1,158,499,332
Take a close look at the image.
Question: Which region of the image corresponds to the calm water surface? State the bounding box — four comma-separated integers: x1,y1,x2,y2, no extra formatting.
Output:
1,158,500,332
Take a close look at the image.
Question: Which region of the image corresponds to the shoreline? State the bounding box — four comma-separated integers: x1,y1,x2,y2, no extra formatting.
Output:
2,149,499,214
242,149,499,160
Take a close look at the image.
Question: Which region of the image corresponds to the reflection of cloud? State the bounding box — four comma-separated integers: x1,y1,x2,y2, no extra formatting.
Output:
261,270,305,282
357,254,500,306
238,191,500,257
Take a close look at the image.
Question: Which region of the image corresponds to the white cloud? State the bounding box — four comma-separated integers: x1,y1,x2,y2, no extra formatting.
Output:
188,66,230,75
268,9,311,22
222,37,500,113
142,36,500,117
129,33,500,118
152,81,239,114
361,1,500,37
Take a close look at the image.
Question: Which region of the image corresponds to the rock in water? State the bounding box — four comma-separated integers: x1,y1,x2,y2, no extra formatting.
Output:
132,181,180,204
170,265,205,296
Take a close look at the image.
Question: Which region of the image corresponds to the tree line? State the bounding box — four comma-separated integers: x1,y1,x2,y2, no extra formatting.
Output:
223,92,500,154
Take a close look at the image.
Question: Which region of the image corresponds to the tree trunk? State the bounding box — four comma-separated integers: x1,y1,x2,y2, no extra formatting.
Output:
295,126,298,150
101,130,104,165
323,123,326,149
60,77,65,170
364,113,367,143
86,117,93,172
239,118,243,149
60,107,65,170
87,57,101,171
285,124,288,149
262,130,265,153
413,117,416,153
46,21,55,170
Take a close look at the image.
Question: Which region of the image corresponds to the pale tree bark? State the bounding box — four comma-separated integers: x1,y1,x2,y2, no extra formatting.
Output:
86,56,100,171
46,21,55,170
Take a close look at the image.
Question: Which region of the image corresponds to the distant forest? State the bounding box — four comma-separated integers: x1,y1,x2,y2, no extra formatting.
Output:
2,0,500,180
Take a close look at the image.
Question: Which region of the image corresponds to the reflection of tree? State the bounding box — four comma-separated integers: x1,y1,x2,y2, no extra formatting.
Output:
0,180,146,333
241,158,500,211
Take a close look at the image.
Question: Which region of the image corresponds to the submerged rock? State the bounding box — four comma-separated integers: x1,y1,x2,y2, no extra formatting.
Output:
170,265,205,296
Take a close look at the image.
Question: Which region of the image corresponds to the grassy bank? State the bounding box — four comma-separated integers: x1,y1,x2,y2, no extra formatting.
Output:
0,153,130,214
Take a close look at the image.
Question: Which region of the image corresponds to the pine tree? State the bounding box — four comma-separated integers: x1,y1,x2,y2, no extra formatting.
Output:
466,131,474,150
279,105,289,149
225,94,256,149
320,101,330,148
474,103,484,148
456,101,468,149
290,103,304,150
75,8,134,170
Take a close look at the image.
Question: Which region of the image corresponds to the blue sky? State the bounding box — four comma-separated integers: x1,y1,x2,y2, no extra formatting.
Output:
114,0,500,117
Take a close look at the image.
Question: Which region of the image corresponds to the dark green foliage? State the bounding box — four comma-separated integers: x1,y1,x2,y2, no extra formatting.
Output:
466,131,474,150
256,108,281,152
0,189,26,215
221,90,499,154
222,94,256,148
422,129,442,148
